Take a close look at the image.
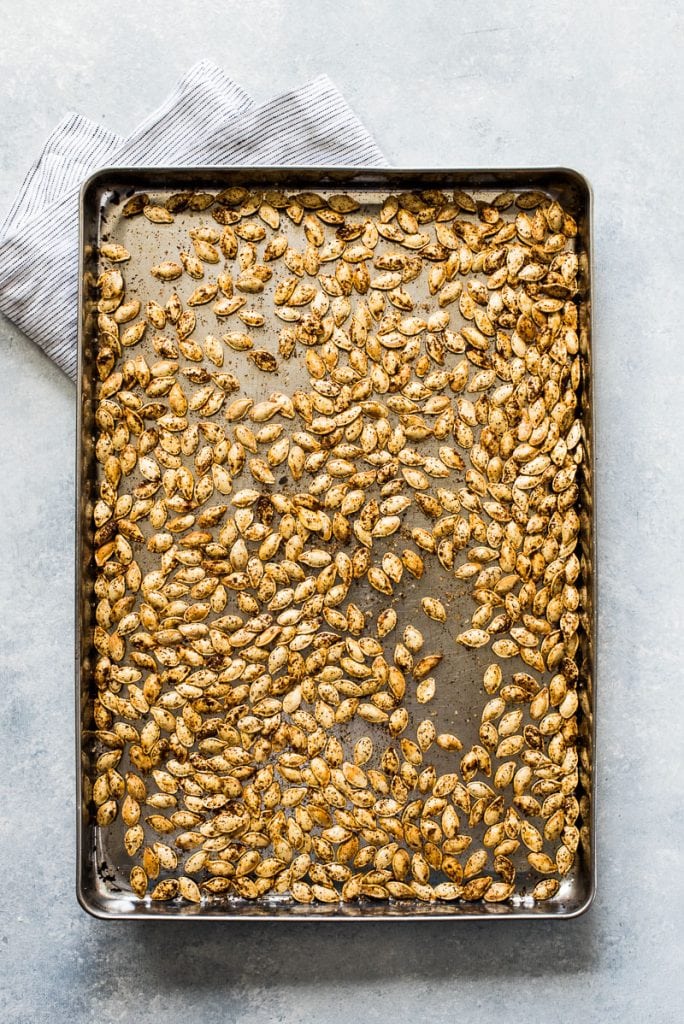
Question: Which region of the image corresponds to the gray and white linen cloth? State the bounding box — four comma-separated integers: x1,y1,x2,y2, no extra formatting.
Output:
0,61,383,380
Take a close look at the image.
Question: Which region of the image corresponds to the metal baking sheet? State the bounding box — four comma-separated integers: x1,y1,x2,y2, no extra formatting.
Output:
77,168,595,919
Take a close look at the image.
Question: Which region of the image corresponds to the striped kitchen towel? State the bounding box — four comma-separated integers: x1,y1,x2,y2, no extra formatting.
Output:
0,61,383,380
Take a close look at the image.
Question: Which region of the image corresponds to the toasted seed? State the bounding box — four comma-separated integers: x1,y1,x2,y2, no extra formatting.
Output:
178,876,202,903
124,824,144,856
483,881,514,903
376,608,397,637
96,799,117,826
438,736,464,761
403,624,424,653
456,629,490,649
101,242,130,262
144,204,174,224
250,350,278,373
416,677,436,704
151,879,179,901
483,664,502,694
532,878,560,901
368,567,393,595
151,261,182,281
414,654,442,680
462,877,492,900
188,283,218,306
130,866,148,898
421,597,447,623
528,852,557,874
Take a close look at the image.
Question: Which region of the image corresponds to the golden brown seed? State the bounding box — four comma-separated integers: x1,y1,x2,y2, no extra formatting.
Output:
527,852,557,874
178,876,202,903
96,799,117,826
456,629,489,649
101,242,130,262
533,878,560,901
151,879,180,901
483,881,514,903
130,866,148,898
414,654,442,680
436,732,462,751
376,608,397,637
421,597,447,623
124,825,144,857
151,261,182,281
416,677,436,704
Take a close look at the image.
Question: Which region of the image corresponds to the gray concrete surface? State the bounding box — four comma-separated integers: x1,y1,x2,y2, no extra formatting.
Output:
0,1,682,1021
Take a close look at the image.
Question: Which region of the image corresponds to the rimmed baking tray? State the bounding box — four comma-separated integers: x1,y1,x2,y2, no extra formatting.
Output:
77,167,595,919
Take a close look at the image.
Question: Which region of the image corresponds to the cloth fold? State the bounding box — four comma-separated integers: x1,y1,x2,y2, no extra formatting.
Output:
0,61,383,380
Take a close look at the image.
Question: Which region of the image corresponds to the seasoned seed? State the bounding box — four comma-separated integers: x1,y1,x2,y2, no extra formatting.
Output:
151,261,182,281
144,204,174,224
416,677,436,704
130,865,148,898
456,629,490,649
527,852,557,874
376,608,397,637
151,879,180,901
532,878,560,901
483,881,514,903
178,876,202,903
101,242,130,262
421,597,447,623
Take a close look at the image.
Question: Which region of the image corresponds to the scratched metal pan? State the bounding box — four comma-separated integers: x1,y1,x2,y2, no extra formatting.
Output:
77,168,595,920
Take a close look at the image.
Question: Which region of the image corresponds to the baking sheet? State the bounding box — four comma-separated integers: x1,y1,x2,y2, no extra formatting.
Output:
77,168,595,919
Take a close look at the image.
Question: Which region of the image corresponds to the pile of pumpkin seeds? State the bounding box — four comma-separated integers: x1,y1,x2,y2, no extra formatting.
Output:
88,183,590,908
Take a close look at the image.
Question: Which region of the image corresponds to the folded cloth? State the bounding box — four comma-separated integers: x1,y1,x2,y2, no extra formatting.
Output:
0,61,383,380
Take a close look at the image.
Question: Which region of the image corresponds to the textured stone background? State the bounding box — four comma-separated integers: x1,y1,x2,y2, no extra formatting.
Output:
0,1,682,1021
